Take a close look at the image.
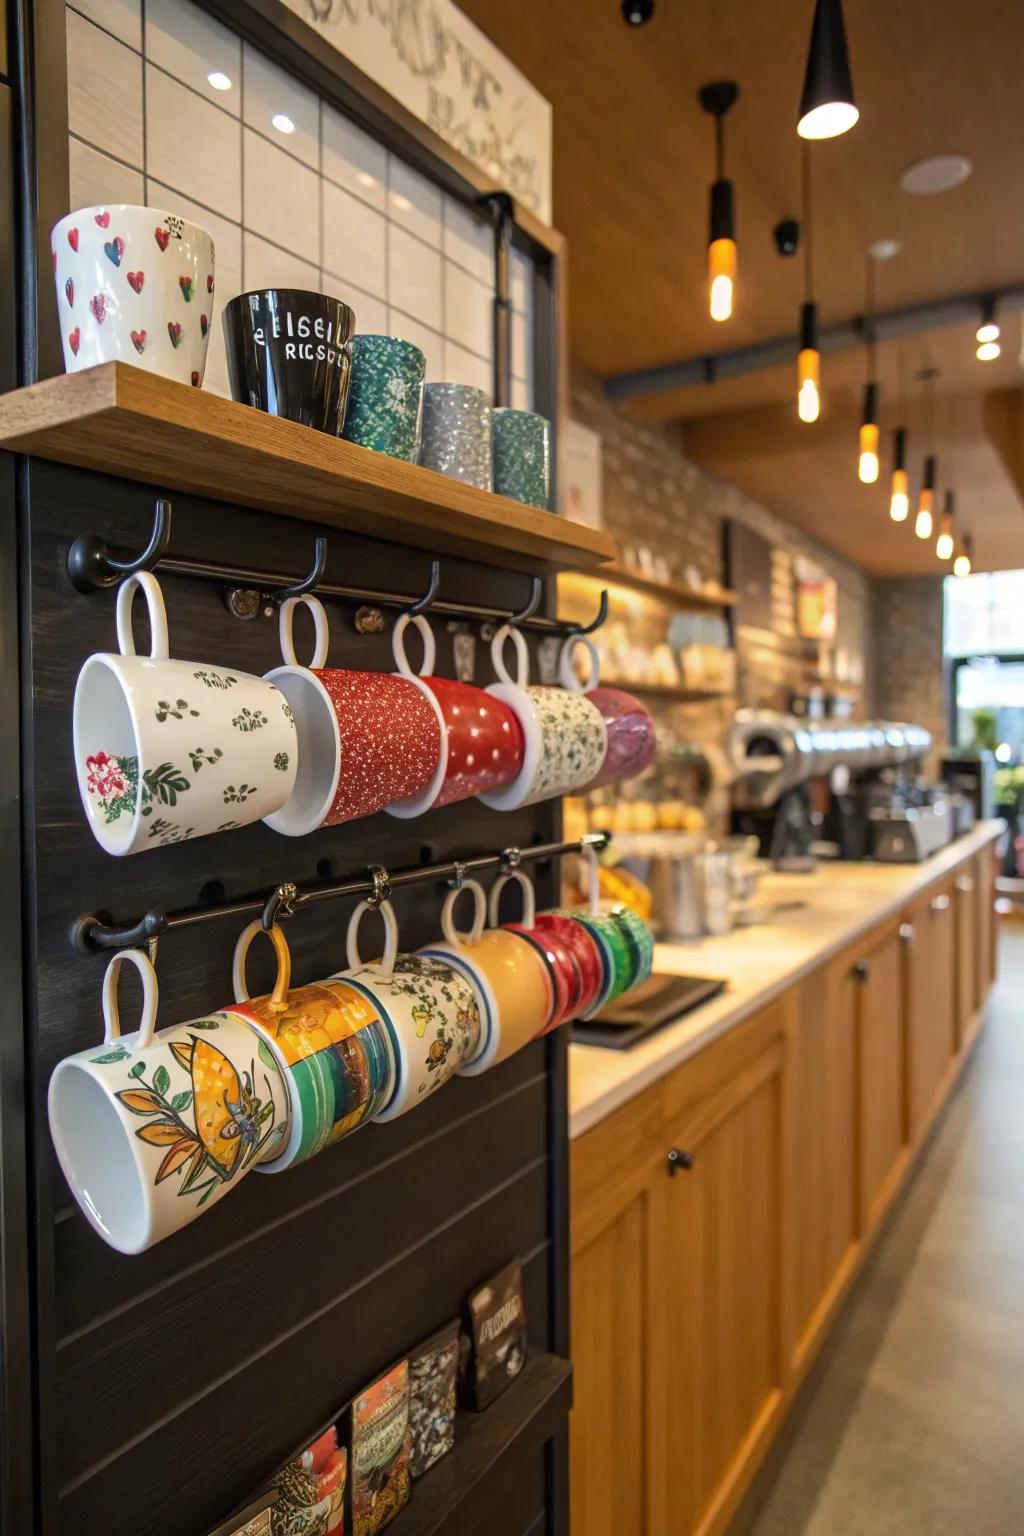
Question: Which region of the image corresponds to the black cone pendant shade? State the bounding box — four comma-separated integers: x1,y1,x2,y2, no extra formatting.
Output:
798,0,859,140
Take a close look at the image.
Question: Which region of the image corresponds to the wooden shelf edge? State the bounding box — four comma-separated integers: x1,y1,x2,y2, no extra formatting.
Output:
387,1353,572,1536
598,560,737,610
0,365,616,576
606,680,733,703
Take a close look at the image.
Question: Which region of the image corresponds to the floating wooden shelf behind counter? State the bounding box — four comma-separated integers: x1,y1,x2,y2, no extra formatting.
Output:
0,363,617,575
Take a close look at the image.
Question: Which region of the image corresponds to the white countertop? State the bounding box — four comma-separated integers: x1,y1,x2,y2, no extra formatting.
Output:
569,821,1005,1139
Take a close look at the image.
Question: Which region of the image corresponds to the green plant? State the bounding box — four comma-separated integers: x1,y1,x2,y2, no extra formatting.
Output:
969,708,999,753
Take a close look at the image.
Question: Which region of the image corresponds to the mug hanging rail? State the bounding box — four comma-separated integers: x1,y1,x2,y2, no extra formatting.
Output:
71,831,611,953
66,498,609,637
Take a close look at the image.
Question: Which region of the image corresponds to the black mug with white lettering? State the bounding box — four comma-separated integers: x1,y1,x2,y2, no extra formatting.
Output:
222,289,356,435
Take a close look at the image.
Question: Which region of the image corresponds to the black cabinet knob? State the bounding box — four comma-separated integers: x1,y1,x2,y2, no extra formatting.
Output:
667,1148,694,1175
854,959,871,983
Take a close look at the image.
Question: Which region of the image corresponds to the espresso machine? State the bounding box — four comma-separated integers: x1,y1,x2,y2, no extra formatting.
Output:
728,710,944,864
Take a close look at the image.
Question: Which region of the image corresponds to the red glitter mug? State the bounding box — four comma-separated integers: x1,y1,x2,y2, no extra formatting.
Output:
386,615,524,817
264,597,443,834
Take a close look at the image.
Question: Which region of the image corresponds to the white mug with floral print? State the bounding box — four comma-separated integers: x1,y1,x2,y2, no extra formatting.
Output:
328,899,482,1121
47,949,290,1254
478,625,608,810
51,204,215,387
73,572,298,854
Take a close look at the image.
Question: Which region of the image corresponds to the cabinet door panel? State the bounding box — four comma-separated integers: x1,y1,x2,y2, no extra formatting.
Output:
652,1048,783,1536
787,960,858,1370
955,868,978,1050
857,929,906,1232
570,1191,649,1536
976,846,996,1004
907,883,957,1141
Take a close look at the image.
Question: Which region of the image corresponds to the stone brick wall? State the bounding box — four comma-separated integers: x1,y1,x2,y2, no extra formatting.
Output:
872,577,948,772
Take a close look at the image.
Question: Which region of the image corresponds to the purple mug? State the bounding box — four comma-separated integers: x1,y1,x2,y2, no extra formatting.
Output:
583,686,656,787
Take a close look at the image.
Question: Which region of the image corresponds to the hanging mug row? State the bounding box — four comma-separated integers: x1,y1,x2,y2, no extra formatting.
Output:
74,574,656,856
49,862,653,1254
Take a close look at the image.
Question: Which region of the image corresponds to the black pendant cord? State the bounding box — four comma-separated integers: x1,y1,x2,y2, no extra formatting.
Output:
70,832,611,953
802,143,814,307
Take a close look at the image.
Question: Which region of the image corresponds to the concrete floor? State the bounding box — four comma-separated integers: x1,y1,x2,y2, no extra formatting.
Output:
738,926,1024,1536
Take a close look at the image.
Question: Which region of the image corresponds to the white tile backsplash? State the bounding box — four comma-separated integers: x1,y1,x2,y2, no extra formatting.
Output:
443,194,492,285
321,104,387,211
243,230,318,295
388,224,442,333
444,261,492,360
146,63,241,220
70,0,141,51
69,136,144,209
442,340,493,397
242,126,319,263
67,11,143,166
322,180,387,300
242,43,319,170
145,0,240,113
387,158,442,249
65,0,534,412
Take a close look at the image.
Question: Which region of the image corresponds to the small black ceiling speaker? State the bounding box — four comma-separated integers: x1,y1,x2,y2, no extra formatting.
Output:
774,218,800,257
622,0,655,25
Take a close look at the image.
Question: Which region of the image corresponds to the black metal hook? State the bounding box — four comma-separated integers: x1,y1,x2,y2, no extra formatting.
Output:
508,575,543,626
571,588,609,637
269,538,328,607
67,498,172,594
405,560,441,617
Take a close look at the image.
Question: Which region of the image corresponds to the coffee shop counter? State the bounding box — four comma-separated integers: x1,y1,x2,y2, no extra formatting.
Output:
569,819,1004,1139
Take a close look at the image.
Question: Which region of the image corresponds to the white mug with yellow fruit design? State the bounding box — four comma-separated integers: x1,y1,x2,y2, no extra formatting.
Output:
48,949,289,1253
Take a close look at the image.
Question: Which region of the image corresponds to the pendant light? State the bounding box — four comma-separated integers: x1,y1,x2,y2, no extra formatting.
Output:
700,81,739,323
976,296,1000,361
936,489,955,560
889,428,909,520
953,533,973,578
797,145,821,422
915,454,936,539
797,0,859,140
857,256,879,482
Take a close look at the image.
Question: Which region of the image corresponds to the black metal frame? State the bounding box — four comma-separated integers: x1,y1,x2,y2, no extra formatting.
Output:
5,3,574,1531
948,652,1024,749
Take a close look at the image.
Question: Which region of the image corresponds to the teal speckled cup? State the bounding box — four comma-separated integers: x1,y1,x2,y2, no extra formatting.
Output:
340,335,426,461
608,905,654,988
492,407,551,509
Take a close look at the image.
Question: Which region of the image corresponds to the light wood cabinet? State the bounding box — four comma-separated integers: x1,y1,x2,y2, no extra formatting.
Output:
853,922,909,1233
906,879,957,1141
975,844,997,1003
785,960,857,1374
569,841,996,1536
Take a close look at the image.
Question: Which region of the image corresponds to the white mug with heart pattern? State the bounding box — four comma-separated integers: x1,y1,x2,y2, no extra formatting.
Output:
72,571,298,854
51,204,215,387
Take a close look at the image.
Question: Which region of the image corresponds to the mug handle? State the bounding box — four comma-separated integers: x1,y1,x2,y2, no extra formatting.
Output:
392,614,436,679
559,633,600,693
279,594,330,669
116,571,170,660
441,880,487,947
488,869,537,928
581,842,601,916
232,921,292,1010
102,948,160,1048
490,624,529,689
346,899,399,978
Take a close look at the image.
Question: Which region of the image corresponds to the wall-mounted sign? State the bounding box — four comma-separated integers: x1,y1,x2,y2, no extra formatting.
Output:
284,0,553,222
560,420,603,530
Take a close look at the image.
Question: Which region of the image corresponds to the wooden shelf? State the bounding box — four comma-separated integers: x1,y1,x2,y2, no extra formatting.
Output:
605,679,732,703
0,364,616,575
598,560,737,610
387,1353,572,1536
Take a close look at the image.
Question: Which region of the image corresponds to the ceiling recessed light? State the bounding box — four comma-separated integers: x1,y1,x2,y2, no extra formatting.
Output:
357,171,377,189
272,112,296,135
622,0,654,24
899,154,972,195
391,192,412,213
207,69,232,91
867,237,902,262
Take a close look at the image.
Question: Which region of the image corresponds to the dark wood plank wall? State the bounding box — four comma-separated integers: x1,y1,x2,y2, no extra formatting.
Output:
22,458,564,1536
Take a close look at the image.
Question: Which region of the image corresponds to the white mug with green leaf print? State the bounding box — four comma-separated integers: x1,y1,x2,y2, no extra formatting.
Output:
73,571,298,854
47,949,290,1253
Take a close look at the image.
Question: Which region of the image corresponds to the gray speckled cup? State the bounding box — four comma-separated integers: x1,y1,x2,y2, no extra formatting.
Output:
340,335,425,461
493,407,551,509
419,383,492,490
